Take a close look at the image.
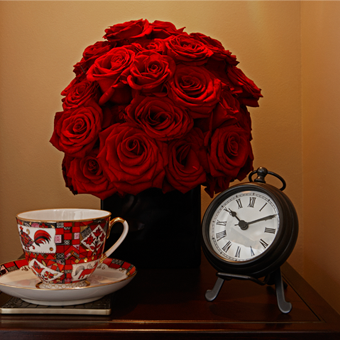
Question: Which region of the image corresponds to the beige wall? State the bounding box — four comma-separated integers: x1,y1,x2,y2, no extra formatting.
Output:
0,1,338,314
301,1,340,315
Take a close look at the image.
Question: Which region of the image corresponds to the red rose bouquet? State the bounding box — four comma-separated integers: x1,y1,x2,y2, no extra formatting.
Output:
50,19,262,199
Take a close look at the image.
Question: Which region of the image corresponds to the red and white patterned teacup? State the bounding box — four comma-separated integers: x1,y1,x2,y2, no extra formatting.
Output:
16,208,128,289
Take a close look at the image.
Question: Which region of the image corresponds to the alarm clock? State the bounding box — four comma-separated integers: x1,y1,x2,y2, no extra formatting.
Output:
202,167,299,313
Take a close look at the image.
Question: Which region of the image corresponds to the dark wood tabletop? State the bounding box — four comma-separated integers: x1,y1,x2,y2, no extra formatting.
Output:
1,253,340,340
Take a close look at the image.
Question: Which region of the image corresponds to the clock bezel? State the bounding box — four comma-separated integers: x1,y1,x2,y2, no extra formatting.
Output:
202,182,298,278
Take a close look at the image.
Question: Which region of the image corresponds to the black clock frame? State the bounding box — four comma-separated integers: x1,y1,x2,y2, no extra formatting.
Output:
202,181,299,279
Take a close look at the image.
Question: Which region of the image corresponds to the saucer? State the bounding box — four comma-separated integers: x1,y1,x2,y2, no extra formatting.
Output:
0,258,136,306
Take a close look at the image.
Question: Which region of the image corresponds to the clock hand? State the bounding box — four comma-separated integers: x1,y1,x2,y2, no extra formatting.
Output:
234,214,277,231
246,214,277,226
227,209,249,230
226,209,241,222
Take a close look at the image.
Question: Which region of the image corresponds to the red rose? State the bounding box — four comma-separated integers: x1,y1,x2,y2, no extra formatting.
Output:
165,129,207,193
204,57,238,89
150,20,185,39
97,123,167,195
205,150,254,197
62,151,117,200
127,51,175,93
209,91,241,128
83,41,113,60
196,89,241,136
237,105,252,133
104,19,152,43
188,128,210,173
208,125,253,179
72,62,88,80
204,174,233,197
62,80,100,110
189,32,238,64
236,151,254,181
139,38,166,54
125,95,193,141
165,34,213,65
87,47,135,105
227,65,262,107
61,76,85,97
167,64,222,118
102,103,127,129
72,41,113,78
50,100,103,157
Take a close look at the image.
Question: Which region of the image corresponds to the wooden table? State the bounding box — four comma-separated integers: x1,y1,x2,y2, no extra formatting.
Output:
1,254,340,340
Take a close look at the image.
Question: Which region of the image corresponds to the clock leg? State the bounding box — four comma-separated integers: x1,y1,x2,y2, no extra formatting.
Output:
274,267,292,314
205,277,224,302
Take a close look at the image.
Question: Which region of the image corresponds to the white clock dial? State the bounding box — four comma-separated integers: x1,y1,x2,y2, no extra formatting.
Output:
209,190,280,262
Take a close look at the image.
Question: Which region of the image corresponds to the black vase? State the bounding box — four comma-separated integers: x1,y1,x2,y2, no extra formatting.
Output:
102,187,201,269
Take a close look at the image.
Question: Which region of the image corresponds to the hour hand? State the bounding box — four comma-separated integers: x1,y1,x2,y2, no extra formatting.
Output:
246,214,277,225
226,209,241,221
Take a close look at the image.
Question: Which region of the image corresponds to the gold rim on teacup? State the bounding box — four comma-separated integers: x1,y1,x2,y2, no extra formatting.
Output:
16,208,112,223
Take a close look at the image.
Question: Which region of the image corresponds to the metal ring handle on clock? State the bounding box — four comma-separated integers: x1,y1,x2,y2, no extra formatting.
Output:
248,167,286,191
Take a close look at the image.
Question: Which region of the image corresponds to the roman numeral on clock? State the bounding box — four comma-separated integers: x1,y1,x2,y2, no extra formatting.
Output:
216,230,226,241
259,239,269,249
259,203,267,212
216,220,227,226
264,227,276,234
248,197,256,208
236,199,242,209
250,246,255,256
235,246,241,258
222,241,232,253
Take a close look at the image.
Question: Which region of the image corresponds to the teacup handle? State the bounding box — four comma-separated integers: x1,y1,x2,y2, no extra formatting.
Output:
100,217,129,263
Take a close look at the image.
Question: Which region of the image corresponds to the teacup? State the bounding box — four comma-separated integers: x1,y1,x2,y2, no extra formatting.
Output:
16,208,128,289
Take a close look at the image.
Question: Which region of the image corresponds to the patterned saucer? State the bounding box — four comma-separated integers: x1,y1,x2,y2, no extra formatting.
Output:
0,258,136,306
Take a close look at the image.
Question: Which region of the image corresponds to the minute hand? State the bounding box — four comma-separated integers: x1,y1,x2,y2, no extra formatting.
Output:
246,214,277,225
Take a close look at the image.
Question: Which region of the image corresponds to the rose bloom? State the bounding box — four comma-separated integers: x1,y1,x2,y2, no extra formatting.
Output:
125,95,193,141
167,64,222,118
97,123,167,195
73,41,113,77
62,80,100,110
50,99,103,158
102,103,127,128
141,38,166,54
71,63,88,81
83,41,113,60
62,151,117,200
150,20,184,39
127,51,176,93
165,34,213,65
165,128,207,193
87,47,135,105
204,174,234,197
104,19,152,43
61,69,89,97
227,65,262,107
195,89,242,135
237,105,252,133
189,32,238,64
209,91,242,129
205,151,254,196
207,124,253,179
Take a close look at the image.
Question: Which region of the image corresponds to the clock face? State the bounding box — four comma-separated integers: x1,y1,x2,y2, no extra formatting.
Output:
209,190,280,262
